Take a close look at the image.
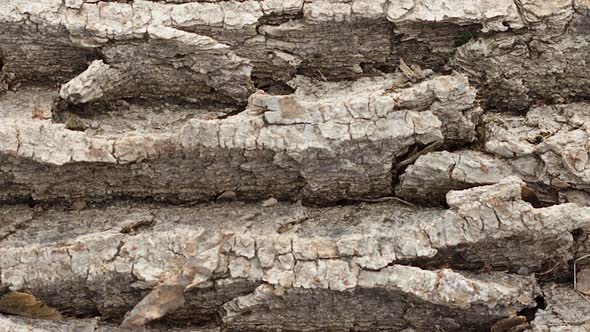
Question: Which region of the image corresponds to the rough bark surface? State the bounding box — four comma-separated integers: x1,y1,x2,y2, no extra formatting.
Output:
1,0,590,330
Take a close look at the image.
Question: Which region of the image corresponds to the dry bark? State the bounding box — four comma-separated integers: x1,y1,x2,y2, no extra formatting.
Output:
1,0,590,330
397,103,590,205
530,284,590,332
0,73,479,205
0,179,588,329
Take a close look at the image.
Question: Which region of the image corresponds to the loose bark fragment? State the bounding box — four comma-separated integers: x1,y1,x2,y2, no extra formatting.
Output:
0,291,62,320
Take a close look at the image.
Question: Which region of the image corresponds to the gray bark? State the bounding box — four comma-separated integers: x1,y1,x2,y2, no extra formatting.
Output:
397,103,590,205
0,73,478,205
1,0,590,330
0,179,588,329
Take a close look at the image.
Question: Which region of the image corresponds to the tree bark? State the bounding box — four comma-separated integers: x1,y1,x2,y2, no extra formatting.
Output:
1,0,590,330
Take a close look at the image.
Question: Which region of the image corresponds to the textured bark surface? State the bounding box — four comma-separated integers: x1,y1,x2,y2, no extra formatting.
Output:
0,179,588,330
397,103,590,206
1,0,590,330
0,73,478,204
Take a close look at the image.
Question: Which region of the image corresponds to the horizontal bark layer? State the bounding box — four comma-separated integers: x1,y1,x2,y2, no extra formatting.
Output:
0,73,478,204
0,0,588,109
397,103,590,205
0,179,586,329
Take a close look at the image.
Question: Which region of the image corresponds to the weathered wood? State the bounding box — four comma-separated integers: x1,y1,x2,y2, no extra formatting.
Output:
0,73,478,205
1,0,589,330
0,180,588,329
397,103,590,205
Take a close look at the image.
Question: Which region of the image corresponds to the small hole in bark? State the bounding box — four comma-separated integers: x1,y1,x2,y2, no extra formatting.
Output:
453,25,482,47
253,76,295,95
26,196,37,208
521,186,544,208
517,295,546,322
572,228,584,239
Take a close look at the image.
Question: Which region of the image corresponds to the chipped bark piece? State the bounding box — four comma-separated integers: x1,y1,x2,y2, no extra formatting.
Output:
399,59,418,82
396,150,515,204
491,316,528,332
59,60,129,105
122,234,231,327
0,291,62,320
0,73,479,205
216,191,237,202
121,284,186,327
577,269,590,295
261,197,278,207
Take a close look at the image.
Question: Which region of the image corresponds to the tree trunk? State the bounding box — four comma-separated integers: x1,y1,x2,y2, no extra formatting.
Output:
1,0,590,330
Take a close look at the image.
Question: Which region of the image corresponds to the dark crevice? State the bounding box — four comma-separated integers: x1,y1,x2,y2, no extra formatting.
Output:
2,193,296,213
252,76,295,95
25,195,38,209
4,186,446,211
0,47,12,92
391,142,428,199
391,22,484,74
517,295,546,323
572,228,585,242
394,233,574,283
521,185,555,208
359,62,388,76
216,107,245,120
521,183,564,207
0,48,4,73
453,29,483,48
51,93,243,126
256,11,303,27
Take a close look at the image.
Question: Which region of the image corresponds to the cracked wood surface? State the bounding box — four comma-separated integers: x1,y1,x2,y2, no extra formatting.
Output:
0,73,478,204
0,179,588,329
1,0,590,330
397,103,590,205
0,0,588,109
